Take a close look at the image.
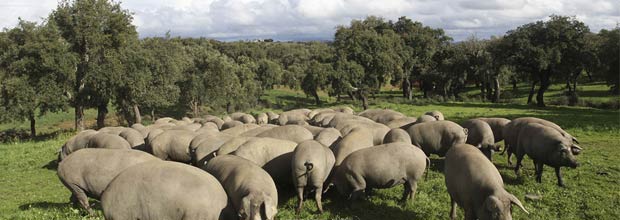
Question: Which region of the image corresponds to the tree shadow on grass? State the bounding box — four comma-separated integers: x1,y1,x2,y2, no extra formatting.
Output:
19,200,102,210
320,189,420,220
429,158,445,173
0,129,73,143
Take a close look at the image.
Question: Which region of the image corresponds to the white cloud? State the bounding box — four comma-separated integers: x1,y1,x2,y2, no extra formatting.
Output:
0,0,617,41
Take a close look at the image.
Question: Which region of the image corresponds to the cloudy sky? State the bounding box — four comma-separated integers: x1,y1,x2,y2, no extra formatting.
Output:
0,0,618,41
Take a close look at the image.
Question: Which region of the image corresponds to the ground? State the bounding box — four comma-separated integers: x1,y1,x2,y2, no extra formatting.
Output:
0,82,618,220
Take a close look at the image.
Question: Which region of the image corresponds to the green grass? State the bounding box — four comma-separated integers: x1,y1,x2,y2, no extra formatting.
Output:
1,86,619,219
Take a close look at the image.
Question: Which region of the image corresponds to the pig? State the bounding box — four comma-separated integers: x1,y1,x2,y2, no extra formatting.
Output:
222,124,261,136
476,117,511,143
445,143,528,220
202,155,278,220
150,129,200,162
315,128,342,148
101,161,230,220
57,148,159,214
407,120,468,157
415,115,437,123
461,119,497,160
255,125,313,143
385,117,417,130
514,123,582,187
503,117,579,165
333,142,428,204
424,110,445,121
86,132,131,150
222,120,245,130
59,130,98,160
233,138,298,185
332,127,374,166
383,128,412,144
291,140,335,213
230,112,257,124
256,112,269,125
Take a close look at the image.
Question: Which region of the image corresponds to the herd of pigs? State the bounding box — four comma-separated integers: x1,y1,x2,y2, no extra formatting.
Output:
56,107,582,220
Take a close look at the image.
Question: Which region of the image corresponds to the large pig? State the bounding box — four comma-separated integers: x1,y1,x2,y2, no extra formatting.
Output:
461,119,497,160
255,125,313,143
59,130,98,160
332,127,374,166
503,117,579,165
86,132,131,150
233,138,298,185
476,117,511,143
202,155,278,220
407,120,468,157
445,144,528,220
514,123,581,187
333,142,428,204
57,149,159,214
101,161,230,220
291,140,335,213
150,129,200,162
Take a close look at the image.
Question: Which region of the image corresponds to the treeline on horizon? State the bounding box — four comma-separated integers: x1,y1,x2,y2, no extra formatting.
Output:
0,0,618,137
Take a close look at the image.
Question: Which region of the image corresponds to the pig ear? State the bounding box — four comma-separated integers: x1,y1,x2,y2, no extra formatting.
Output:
571,144,582,155
508,194,529,214
484,196,501,211
262,193,277,220
239,196,251,220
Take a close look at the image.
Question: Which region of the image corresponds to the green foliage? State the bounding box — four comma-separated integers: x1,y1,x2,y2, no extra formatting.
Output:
596,28,620,93
502,15,592,106
0,19,76,136
256,58,284,90
51,0,138,129
301,60,333,104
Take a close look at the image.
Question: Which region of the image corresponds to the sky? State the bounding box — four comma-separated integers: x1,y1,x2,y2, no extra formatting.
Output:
0,0,618,41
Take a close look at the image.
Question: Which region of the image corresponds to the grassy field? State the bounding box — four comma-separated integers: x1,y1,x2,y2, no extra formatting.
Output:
0,85,619,219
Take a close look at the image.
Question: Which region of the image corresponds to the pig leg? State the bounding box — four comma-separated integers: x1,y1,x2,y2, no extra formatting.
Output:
296,187,304,214
401,180,417,202
450,198,457,220
555,167,565,187
70,184,93,215
506,150,513,165
464,207,476,220
314,185,324,213
514,154,524,175
535,161,544,183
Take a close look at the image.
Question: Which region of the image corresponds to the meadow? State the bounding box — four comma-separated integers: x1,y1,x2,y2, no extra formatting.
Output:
0,83,618,220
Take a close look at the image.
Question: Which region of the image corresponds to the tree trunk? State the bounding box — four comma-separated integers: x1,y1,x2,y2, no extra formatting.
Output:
492,76,501,102
512,78,518,91
151,109,155,122
312,91,321,105
358,90,368,110
226,102,232,114
402,79,411,100
527,81,538,104
97,101,108,129
568,77,579,106
133,104,142,124
536,74,550,107
347,91,356,101
486,81,493,101
75,105,85,131
29,112,36,138
480,79,486,99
